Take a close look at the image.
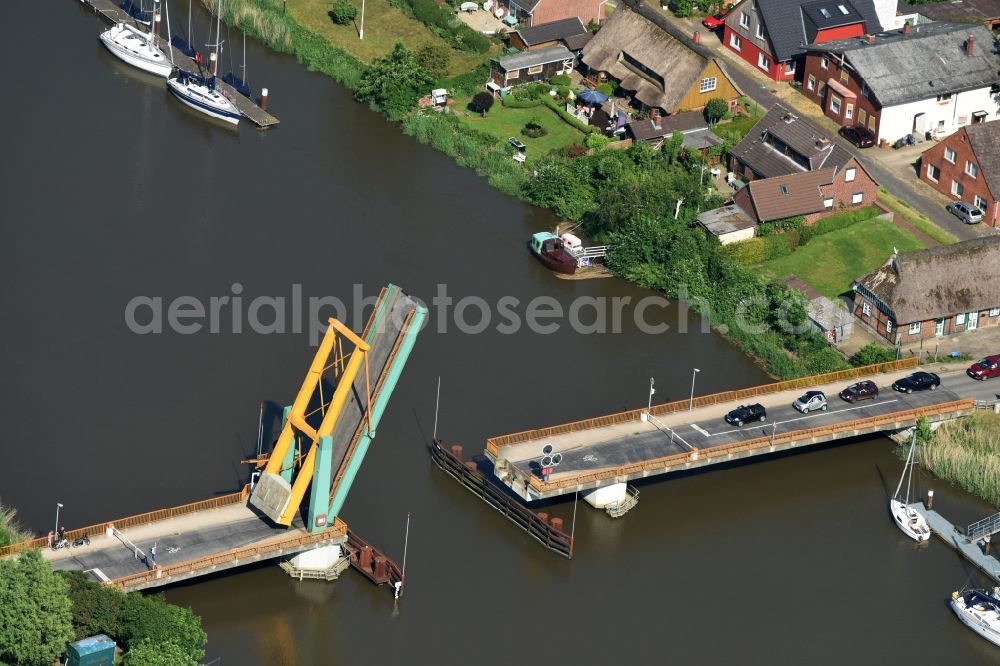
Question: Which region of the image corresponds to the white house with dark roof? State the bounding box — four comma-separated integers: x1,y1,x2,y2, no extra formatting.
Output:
802,22,1000,144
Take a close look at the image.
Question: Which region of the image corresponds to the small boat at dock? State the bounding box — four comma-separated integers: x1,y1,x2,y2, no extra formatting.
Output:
951,588,1000,647
529,232,578,275
889,432,931,542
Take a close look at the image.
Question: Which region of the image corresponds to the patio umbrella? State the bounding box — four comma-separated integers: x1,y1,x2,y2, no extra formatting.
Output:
577,89,609,105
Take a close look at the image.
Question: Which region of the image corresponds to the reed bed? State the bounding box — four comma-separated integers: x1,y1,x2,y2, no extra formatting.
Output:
0,499,31,547
915,412,1000,508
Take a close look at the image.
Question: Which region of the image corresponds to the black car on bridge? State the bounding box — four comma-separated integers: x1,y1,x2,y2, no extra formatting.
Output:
725,403,766,427
891,372,940,394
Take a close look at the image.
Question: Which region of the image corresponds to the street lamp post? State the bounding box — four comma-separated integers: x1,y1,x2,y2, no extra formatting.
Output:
360,0,365,39
54,502,63,539
688,368,700,411
647,377,655,414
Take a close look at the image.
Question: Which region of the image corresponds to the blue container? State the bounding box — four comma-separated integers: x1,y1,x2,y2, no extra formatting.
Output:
67,634,116,666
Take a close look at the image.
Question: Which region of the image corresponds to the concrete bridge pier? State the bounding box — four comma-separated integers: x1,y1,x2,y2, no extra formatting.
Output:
278,543,349,581
582,483,628,509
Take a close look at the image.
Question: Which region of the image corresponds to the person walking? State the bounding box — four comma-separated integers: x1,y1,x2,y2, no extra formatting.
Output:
47,531,53,548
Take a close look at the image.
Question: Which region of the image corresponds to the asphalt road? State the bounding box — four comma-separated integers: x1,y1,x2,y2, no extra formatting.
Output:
510,370,1000,477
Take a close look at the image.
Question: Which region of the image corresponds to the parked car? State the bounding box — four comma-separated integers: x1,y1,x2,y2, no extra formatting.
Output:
839,125,875,149
946,201,983,224
839,380,879,403
967,355,1000,381
725,403,766,426
508,137,526,151
702,11,728,29
891,371,940,393
793,390,827,413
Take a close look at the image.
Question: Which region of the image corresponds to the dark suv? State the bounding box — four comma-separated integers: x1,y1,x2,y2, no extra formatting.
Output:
891,371,941,393
839,380,879,403
725,403,766,426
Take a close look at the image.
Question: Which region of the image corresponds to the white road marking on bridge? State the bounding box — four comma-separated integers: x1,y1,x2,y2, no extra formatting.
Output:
706,399,900,438
648,413,693,450
690,423,710,437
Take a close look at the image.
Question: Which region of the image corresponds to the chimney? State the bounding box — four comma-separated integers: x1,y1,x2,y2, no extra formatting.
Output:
967,35,975,56
902,22,911,34
693,30,701,44
816,137,831,149
865,34,875,44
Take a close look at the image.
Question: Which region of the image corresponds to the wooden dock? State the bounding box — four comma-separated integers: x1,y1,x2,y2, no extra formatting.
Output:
911,503,1000,583
80,0,279,128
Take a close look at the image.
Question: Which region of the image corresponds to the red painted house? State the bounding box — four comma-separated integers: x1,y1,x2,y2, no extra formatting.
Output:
919,122,1000,227
722,0,884,82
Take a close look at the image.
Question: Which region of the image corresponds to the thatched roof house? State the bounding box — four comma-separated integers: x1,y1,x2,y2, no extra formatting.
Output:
852,236,1000,343
580,3,743,114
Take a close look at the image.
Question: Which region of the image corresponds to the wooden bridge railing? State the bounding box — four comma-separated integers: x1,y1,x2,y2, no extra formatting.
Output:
526,397,974,493
109,518,347,590
0,486,251,558
486,358,920,457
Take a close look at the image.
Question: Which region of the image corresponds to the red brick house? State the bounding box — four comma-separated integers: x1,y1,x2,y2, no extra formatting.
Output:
501,0,607,27
853,237,1000,344
919,122,1000,227
721,0,884,82
732,158,879,224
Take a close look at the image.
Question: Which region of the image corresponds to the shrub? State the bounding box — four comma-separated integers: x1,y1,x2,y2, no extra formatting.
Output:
329,0,358,24
522,120,547,138
673,0,694,17
565,143,589,158
720,235,794,264
585,132,610,150
416,43,451,81
396,0,491,53
849,343,897,367
502,96,543,108
119,593,207,661
471,91,495,115
704,97,729,124
596,82,614,96
550,73,571,86
799,205,880,244
355,41,434,120
440,62,490,97
757,216,805,237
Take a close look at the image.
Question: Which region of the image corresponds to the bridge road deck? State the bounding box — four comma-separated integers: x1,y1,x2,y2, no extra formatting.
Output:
81,0,279,128
489,365,989,501
43,502,346,590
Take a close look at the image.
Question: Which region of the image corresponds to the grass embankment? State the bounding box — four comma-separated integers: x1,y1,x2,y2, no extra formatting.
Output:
0,500,30,548
286,0,487,74
457,105,585,163
877,188,958,246
915,412,1000,509
758,217,926,298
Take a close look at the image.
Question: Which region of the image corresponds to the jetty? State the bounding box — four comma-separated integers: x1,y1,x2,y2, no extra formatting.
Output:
80,0,279,128
911,502,1000,583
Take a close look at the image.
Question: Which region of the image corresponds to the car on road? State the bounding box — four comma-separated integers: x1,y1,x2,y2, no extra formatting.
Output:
892,371,940,393
793,390,828,413
508,137,526,152
946,201,983,224
725,403,766,426
968,355,1000,380
839,380,879,403
702,11,728,29
839,124,876,148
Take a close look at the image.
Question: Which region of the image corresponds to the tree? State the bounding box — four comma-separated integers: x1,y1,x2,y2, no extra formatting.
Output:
119,593,206,662
123,639,201,666
329,0,358,25
0,549,75,666
60,571,124,640
663,131,685,165
415,44,451,81
585,132,610,151
850,343,897,367
704,97,729,124
521,160,596,221
470,92,494,116
673,0,694,17
355,42,434,120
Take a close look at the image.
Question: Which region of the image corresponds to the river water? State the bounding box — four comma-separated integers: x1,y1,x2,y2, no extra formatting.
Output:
2,4,998,663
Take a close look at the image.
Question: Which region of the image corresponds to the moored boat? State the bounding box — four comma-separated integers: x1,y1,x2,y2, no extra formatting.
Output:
889,432,931,542
529,232,577,275
167,71,241,125
951,588,1000,647
99,18,172,78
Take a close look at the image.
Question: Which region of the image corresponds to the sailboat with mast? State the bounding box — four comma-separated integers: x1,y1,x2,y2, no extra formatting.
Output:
951,587,1000,647
222,29,252,99
889,432,931,542
165,0,240,125
99,0,173,78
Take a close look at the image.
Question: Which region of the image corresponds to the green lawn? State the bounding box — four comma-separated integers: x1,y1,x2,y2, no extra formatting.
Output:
457,104,585,162
877,188,958,245
757,218,927,298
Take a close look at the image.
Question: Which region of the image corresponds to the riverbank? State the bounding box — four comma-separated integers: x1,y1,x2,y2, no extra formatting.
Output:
0,500,29,547
915,411,1000,509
